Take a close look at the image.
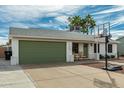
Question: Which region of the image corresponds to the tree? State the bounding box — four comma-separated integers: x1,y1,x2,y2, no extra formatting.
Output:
68,14,96,34
84,14,96,35
80,18,87,33
68,16,82,31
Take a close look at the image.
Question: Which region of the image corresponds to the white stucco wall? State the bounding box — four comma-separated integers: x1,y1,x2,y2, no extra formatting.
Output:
66,41,74,62
88,43,95,59
113,44,118,58
10,37,117,65
78,43,100,60
78,43,95,59
99,43,117,58
11,38,19,65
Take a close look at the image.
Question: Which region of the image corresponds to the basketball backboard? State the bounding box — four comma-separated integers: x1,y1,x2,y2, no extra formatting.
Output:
94,22,110,38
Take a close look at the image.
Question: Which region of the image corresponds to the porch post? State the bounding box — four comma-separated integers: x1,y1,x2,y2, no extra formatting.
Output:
88,43,94,59
66,41,74,62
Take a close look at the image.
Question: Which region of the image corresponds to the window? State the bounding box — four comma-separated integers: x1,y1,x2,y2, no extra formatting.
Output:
94,44,100,53
75,26,80,30
72,43,78,53
70,26,80,31
70,26,74,31
94,44,96,53
108,44,112,53
98,44,100,53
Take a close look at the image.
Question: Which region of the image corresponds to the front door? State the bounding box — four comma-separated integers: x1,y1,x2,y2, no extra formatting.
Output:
83,43,88,58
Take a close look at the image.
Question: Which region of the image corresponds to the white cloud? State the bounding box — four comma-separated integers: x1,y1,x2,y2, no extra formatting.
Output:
54,15,69,24
60,5,83,15
1,5,124,44
111,30,124,40
0,5,84,45
93,6,124,15
37,23,53,27
111,16,124,27
10,23,30,28
0,37,8,45
0,5,82,22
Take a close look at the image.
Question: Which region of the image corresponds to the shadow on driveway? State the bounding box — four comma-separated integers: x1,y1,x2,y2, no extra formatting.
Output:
21,60,98,70
93,71,119,88
0,58,98,71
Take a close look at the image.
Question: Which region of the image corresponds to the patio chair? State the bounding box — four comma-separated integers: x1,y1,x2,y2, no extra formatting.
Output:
74,54,80,61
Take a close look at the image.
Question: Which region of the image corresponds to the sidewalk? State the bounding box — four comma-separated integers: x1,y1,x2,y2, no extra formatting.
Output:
0,58,35,88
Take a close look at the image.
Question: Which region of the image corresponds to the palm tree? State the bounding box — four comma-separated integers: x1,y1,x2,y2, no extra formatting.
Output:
68,16,82,31
80,18,87,33
68,14,96,34
84,14,96,35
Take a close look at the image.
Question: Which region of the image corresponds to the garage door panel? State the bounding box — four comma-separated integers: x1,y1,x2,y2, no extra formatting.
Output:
19,40,66,64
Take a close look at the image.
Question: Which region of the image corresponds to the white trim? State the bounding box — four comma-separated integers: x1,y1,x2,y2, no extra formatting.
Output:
13,37,67,42
9,34,95,42
11,38,19,65
9,35,119,44
66,41,74,62
12,37,95,43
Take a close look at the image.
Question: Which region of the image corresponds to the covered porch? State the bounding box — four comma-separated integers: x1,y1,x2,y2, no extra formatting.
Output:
66,41,99,62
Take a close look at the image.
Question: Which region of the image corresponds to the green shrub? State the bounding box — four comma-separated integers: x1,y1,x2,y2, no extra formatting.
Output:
107,55,110,59
100,54,105,59
111,55,115,58
99,55,115,59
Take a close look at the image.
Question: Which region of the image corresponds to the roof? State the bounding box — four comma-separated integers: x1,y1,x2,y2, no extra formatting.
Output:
116,36,124,41
96,38,119,43
9,27,118,43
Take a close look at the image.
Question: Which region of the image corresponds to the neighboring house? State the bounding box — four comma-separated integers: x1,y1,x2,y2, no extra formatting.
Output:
0,46,5,58
0,44,11,58
9,27,118,65
116,36,124,56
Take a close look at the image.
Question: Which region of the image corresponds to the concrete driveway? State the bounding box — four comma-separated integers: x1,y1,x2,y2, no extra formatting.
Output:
1,58,124,88
22,64,124,88
0,59,35,88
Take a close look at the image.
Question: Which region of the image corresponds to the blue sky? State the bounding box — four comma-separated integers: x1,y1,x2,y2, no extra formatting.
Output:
0,5,124,45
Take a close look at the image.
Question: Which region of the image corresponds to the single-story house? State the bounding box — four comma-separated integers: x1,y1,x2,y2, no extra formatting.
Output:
116,36,124,56
9,27,118,65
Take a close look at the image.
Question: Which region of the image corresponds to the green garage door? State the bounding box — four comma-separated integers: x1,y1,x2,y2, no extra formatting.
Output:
19,40,66,64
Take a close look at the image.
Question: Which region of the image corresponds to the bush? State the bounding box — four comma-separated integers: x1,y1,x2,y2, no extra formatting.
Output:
99,54,115,59
107,55,110,59
120,55,124,57
111,55,115,58
100,54,105,59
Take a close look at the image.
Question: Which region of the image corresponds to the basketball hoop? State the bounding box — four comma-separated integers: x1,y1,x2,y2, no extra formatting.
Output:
93,22,113,70
93,22,111,38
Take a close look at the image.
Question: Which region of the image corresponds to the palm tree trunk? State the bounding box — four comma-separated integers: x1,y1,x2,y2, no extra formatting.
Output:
87,27,89,35
91,29,92,35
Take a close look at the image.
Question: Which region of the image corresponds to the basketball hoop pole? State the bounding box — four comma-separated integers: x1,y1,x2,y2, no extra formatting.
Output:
105,36,108,70
104,22,110,70
95,22,111,70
